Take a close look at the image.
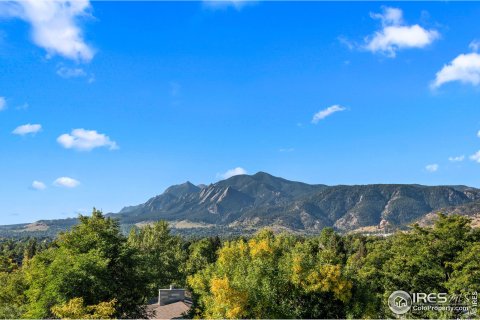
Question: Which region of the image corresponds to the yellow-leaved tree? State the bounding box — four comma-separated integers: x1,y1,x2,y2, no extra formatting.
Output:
51,297,116,319
188,229,352,319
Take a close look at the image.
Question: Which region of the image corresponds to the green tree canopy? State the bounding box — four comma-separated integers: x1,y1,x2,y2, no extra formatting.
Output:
127,220,187,296
22,209,147,319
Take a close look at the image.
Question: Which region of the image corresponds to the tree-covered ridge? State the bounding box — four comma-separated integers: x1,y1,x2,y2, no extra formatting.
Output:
0,237,50,272
0,209,479,319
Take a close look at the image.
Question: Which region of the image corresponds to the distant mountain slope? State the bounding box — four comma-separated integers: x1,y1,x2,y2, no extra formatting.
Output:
416,199,480,228
0,218,78,238
113,172,480,232
2,172,480,238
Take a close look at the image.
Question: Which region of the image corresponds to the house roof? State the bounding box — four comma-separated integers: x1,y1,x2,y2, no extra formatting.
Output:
146,300,192,319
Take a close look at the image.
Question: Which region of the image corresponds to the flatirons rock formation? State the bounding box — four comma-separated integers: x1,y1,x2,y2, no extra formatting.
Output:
114,172,480,232
2,172,479,237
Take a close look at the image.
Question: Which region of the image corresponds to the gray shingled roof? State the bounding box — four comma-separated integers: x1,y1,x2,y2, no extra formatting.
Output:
146,301,192,319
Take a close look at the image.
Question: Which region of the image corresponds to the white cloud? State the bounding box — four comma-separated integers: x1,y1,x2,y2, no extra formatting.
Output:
0,96,6,111
312,105,346,124
218,167,247,179
56,66,87,78
470,151,480,163
425,163,439,172
57,129,118,151
279,148,295,153
0,0,94,62
477,130,480,138
54,177,80,188
31,180,46,190
448,155,465,162
12,123,42,136
364,7,439,57
431,52,480,89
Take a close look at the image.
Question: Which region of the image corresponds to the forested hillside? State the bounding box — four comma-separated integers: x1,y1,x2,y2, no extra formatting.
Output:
1,209,479,319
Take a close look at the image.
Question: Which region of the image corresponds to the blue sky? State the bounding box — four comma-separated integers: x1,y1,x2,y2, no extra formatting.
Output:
1,1,480,225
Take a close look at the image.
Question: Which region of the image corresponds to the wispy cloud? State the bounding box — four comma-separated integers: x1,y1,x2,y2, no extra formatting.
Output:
203,0,252,11
31,180,46,191
448,155,465,162
364,7,439,58
53,177,80,188
170,81,181,97
425,163,439,172
312,105,346,124
338,36,355,51
12,123,42,136
0,96,6,111
469,40,480,52
57,129,118,151
87,74,95,84
431,52,480,89
169,81,182,105
467,132,480,162
16,103,29,111
217,167,247,179
279,148,295,153
0,0,94,62
56,66,87,78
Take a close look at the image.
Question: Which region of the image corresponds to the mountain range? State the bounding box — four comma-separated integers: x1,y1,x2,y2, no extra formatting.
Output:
2,172,480,238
